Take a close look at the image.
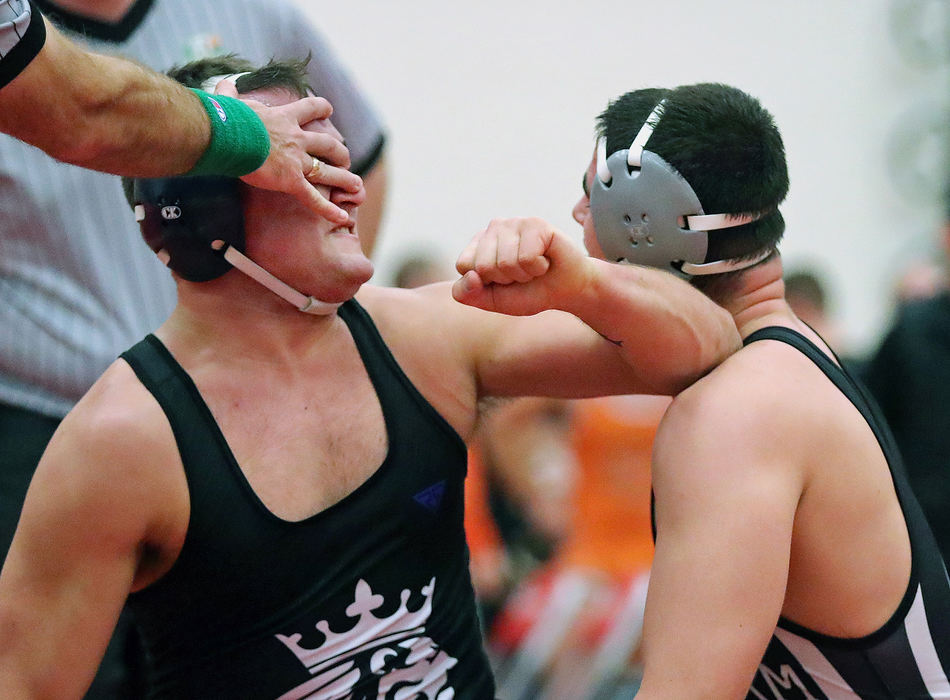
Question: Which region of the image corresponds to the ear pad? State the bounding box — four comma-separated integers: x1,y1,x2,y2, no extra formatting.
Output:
133,176,245,282
590,149,708,276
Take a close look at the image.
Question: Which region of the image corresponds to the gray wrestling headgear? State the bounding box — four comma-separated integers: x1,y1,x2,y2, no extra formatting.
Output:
132,171,341,314
590,100,769,277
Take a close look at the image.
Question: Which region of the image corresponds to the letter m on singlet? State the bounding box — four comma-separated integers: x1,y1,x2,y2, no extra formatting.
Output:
748,664,823,700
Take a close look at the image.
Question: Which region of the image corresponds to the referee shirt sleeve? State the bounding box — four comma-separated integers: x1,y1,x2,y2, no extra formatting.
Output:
0,0,47,89
271,1,387,177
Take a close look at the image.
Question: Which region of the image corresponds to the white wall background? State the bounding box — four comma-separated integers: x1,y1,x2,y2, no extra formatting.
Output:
295,0,949,356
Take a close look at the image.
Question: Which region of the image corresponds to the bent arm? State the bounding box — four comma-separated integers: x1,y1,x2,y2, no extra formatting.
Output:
559,255,739,393
454,217,740,395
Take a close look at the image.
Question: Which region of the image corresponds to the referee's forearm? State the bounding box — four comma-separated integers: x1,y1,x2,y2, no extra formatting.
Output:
0,20,211,176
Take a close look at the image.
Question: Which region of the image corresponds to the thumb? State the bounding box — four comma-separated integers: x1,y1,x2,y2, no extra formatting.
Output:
452,270,492,309
212,78,240,98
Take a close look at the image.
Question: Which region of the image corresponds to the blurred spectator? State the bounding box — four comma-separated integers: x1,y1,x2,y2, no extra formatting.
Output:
784,267,837,345
490,394,669,700
862,191,950,563
784,264,865,374
466,397,577,634
784,265,844,347
892,257,948,303
462,432,511,625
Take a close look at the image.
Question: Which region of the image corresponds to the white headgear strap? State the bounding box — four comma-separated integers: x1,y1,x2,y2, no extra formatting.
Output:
199,72,253,93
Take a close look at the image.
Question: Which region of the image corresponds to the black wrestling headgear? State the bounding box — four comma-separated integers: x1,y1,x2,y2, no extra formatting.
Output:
133,176,244,282
131,174,342,315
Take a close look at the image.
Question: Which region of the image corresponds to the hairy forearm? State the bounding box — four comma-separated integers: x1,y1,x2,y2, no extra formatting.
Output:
0,20,208,175
564,259,741,394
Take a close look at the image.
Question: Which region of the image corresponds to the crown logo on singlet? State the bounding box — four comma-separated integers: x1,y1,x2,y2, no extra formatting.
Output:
274,578,458,699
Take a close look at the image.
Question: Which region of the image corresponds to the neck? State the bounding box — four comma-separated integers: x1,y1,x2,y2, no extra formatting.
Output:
159,273,345,367
45,0,136,22
701,256,801,339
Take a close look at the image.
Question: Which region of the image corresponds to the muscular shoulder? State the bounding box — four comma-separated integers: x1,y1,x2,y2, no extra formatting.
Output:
662,343,789,425
654,341,821,488
355,283,486,437
37,360,183,545
359,279,463,324
62,360,173,464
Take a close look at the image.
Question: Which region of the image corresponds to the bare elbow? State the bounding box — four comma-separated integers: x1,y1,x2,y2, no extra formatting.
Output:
709,304,742,366
688,305,740,385
662,307,739,394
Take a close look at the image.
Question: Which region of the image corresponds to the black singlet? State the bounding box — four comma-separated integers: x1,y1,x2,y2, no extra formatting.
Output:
120,299,496,699
743,326,950,700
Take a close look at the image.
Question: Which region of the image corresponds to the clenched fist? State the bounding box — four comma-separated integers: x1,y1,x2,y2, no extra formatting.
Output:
452,217,591,316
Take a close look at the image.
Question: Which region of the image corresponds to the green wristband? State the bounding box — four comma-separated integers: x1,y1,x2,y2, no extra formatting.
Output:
186,89,271,177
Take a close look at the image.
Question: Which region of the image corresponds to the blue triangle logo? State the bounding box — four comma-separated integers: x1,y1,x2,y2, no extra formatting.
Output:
413,480,446,513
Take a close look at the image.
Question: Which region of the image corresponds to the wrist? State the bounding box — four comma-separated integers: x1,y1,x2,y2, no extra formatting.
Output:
185,89,270,177
553,254,602,316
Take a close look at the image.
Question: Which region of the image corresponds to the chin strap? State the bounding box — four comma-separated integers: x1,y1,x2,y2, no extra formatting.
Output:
210,240,342,315
199,72,252,93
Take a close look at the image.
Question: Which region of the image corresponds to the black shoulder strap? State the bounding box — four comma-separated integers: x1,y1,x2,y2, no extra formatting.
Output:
743,326,911,493
336,299,394,392
0,0,47,89
120,334,176,393
119,334,234,492
744,326,843,383
337,298,465,452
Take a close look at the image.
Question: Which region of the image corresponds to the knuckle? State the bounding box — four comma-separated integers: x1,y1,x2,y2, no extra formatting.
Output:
497,259,520,275
518,251,538,266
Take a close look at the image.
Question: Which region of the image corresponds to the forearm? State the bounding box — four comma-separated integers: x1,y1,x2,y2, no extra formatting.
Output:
452,218,740,395
0,20,209,175
562,259,740,394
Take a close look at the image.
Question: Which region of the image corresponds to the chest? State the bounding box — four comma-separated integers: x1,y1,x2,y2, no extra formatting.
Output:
202,355,388,522
129,340,482,695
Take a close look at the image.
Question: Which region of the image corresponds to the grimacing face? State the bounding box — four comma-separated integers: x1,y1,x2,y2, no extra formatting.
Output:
237,85,372,301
